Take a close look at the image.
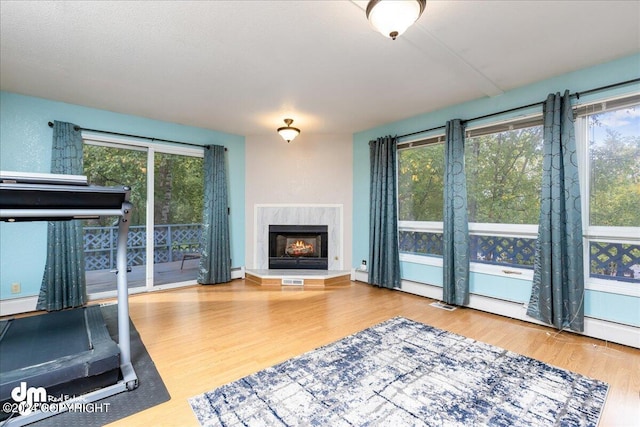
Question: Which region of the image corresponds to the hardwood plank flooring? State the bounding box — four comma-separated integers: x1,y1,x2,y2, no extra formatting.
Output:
97,280,639,427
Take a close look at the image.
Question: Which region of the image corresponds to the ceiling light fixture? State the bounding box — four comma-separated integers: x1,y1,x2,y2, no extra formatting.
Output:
277,118,300,143
366,0,427,40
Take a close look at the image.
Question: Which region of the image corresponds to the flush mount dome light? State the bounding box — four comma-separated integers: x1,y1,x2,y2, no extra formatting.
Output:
366,0,427,40
277,118,301,143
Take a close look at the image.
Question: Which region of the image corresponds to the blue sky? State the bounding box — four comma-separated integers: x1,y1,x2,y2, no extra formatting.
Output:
590,105,640,141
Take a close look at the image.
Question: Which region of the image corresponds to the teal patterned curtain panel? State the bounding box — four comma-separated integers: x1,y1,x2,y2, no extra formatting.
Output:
368,136,401,289
442,119,470,306
527,91,584,332
198,144,232,284
37,121,87,311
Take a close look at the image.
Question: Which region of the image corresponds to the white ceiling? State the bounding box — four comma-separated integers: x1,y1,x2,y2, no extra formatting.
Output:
1,1,639,136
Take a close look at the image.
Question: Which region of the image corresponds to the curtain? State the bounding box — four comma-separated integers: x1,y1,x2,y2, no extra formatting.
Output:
198,144,232,284
527,91,584,332
368,135,401,289
37,121,86,311
442,119,470,306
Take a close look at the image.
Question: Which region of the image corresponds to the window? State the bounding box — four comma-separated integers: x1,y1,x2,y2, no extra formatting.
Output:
398,138,445,259
577,97,640,288
465,123,543,270
465,125,543,225
82,136,204,296
397,94,640,294
398,119,543,273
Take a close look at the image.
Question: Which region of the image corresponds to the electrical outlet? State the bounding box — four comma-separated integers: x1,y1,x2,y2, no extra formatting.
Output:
11,282,21,294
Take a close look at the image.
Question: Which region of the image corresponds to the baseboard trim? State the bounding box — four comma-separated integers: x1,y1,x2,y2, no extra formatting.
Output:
0,295,38,317
353,271,640,349
1,267,247,317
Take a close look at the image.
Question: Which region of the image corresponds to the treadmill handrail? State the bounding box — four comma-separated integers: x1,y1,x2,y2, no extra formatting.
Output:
1,208,126,219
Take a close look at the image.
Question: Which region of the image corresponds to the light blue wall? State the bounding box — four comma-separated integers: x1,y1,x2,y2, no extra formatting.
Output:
353,54,640,327
0,91,245,299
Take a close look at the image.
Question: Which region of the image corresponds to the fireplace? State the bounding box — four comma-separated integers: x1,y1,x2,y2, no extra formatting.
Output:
269,225,328,270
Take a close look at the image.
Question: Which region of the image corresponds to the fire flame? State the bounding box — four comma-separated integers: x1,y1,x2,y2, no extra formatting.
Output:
286,240,314,255
292,240,312,249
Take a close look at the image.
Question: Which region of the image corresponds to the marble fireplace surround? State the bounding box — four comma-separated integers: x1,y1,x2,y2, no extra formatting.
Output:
254,204,343,270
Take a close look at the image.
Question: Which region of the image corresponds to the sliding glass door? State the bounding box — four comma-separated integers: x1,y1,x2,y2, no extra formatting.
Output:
82,137,203,296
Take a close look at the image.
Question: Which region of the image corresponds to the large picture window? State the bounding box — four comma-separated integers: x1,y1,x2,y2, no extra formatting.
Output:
578,97,640,288
397,94,640,294
398,119,543,273
398,140,445,259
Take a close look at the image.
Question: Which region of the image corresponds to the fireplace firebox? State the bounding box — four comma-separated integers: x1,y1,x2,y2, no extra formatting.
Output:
269,225,328,270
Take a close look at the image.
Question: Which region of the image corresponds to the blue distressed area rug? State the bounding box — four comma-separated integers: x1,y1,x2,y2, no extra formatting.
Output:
189,317,608,426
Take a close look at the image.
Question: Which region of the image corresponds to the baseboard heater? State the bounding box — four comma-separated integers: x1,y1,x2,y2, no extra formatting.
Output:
282,278,304,286
231,266,245,280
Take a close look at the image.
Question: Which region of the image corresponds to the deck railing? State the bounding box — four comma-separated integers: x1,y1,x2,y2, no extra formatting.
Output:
84,223,639,283
83,223,202,271
399,230,640,283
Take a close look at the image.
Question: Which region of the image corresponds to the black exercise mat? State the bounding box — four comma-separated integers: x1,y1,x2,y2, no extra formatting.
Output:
30,303,171,426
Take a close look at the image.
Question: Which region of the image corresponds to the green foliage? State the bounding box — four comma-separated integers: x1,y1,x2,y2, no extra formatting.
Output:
154,152,204,225
83,145,204,227
466,127,543,224
589,127,640,227
398,143,444,221
398,126,543,224
398,111,639,229
84,145,148,225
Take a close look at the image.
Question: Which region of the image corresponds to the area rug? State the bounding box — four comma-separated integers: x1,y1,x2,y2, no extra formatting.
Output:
31,303,171,426
189,317,608,426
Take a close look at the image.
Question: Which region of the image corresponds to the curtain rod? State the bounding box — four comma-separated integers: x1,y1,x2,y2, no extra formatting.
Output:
47,121,226,151
397,77,640,139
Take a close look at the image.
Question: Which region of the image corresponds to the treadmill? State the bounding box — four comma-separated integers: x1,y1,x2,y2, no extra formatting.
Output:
0,171,138,426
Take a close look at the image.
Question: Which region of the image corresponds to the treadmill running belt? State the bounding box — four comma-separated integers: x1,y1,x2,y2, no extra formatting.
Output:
0,309,89,371
0,306,121,408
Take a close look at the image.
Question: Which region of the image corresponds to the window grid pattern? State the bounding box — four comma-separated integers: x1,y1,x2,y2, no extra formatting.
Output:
399,230,536,269
399,230,640,283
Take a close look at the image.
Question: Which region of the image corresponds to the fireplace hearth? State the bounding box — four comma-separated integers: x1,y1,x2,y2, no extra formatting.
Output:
269,225,328,270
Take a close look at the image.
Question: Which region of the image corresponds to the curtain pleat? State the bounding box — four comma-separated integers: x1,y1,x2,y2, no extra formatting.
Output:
527,91,584,332
198,144,232,284
37,121,86,311
368,136,401,289
442,119,470,306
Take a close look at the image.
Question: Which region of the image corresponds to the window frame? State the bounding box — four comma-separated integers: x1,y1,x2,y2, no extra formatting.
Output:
397,117,543,280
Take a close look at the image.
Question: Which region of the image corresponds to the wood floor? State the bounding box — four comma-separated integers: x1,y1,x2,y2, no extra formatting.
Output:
100,280,639,427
